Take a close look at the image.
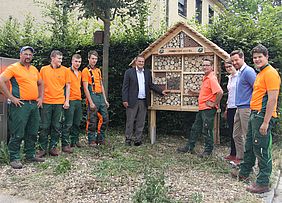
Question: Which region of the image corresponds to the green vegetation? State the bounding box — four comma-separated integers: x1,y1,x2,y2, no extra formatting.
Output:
0,142,9,165
133,171,178,203
54,157,72,175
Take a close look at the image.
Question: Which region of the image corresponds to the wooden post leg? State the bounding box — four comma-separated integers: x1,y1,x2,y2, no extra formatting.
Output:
213,111,221,145
149,110,156,144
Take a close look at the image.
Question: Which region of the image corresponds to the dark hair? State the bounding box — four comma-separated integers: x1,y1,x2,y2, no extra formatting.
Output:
203,58,213,65
72,54,81,60
224,58,232,65
251,44,268,57
50,50,63,58
88,50,98,59
230,49,244,58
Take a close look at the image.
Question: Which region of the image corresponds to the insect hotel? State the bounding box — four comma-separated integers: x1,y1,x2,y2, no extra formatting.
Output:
132,22,229,144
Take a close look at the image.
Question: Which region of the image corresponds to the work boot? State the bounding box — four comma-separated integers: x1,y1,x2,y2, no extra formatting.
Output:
71,141,82,148
177,146,196,154
26,156,45,163
198,151,212,158
231,169,250,183
49,148,59,156
37,150,47,158
246,183,270,194
62,146,74,153
10,160,23,169
89,141,97,147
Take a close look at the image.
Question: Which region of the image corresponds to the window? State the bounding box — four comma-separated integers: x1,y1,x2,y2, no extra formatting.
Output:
178,0,187,17
209,5,214,24
196,0,202,24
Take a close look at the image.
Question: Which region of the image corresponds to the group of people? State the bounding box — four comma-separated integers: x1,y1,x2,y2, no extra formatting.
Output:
177,44,280,194
0,44,280,195
0,48,109,169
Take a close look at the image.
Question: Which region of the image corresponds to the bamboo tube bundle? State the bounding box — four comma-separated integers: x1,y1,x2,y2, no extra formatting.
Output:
163,34,181,48
153,76,166,85
183,55,213,72
153,93,181,106
154,56,182,70
167,72,181,90
183,96,198,106
183,74,203,94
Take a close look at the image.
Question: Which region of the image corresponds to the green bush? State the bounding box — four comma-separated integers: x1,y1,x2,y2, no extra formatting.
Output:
133,171,177,203
54,157,71,175
0,142,9,165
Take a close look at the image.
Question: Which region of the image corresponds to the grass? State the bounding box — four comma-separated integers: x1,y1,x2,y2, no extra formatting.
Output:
0,129,274,202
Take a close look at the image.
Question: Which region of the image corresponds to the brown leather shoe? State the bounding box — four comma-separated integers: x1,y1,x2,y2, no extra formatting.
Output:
37,150,47,158
75,142,82,148
246,183,270,193
49,148,60,156
89,141,97,147
26,156,45,162
62,146,74,153
231,169,249,183
71,142,82,148
10,160,23,169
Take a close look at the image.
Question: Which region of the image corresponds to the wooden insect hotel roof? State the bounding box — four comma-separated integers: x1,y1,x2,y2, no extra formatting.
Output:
130,22,229,65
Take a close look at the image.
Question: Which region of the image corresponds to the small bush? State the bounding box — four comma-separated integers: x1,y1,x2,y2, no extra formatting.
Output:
0,142,9,165
54,157,71,175
133,171,177,203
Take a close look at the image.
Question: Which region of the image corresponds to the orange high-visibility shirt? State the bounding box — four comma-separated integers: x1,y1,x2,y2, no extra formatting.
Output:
250,65,281,117
1,62,40,100
40,65,71,104
198,72,222,110
81,67,102,93
67,68,82,101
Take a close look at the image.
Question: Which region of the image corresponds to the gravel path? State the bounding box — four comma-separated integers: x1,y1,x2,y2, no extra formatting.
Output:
0,135,264,203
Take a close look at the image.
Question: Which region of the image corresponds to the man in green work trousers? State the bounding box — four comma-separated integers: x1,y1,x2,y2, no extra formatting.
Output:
232,44,281,194
37,50,71,157
177,58,223,157
0,46,45,169
61,54,83,150
82,50,109,146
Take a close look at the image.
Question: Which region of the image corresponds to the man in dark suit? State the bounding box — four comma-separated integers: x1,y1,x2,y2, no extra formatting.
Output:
122,55,167,146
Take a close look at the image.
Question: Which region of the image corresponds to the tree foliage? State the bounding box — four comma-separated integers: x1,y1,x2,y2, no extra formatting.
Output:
59,0,149,95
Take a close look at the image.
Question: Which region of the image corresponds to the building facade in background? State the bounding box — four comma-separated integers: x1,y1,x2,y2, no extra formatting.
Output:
0,0,225,30
149,0,225,30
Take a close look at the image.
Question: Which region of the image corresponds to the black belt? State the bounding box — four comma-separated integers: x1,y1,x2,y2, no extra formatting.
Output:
251,110,261,114
138,98,146,100
22,100,37,104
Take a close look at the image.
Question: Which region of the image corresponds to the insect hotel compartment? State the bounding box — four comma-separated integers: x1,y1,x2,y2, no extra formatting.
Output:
153,93,181,106
183,96,198,106
154,56,182,71
184,55,213,72
183,74,203,94
153,72,181,91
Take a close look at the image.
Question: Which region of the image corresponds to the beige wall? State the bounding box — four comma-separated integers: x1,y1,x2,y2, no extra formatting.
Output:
0,0,52,25
149,0,224,30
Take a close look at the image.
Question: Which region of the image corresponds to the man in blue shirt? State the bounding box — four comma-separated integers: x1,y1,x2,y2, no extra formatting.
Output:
230,50,256,166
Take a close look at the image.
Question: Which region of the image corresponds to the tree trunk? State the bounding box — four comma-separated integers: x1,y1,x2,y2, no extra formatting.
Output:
102,17,110,97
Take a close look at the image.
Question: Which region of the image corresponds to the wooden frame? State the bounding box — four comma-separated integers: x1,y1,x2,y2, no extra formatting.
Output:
130,22,229,144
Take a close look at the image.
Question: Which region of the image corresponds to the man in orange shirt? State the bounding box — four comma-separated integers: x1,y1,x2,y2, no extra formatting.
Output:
82,50,109,146
177,58,223,157
0,46,45,169
38,50,71,157
233,45,281,193
62,54,83,150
